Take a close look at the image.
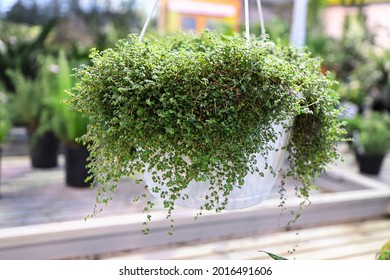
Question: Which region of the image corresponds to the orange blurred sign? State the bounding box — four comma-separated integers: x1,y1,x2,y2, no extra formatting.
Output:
159,0,242,32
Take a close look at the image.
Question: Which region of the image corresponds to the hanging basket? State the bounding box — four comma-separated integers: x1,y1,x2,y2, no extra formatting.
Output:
67,30,344,217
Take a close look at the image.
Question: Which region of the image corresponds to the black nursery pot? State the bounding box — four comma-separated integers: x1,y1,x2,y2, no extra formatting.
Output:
65,143,90,187
30,131,59,168
357,153,385,175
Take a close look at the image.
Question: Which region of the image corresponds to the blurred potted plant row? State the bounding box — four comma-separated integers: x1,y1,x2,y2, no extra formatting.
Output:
0,20,93,187
1,49,90,187
336,13,390,175
0,0,140,187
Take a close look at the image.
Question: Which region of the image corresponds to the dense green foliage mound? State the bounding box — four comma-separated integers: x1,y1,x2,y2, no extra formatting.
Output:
67,31,345,232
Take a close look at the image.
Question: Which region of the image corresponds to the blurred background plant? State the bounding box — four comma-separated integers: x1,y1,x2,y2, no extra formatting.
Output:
0,0,141,92
351,49,390,112
0,88,10,144
38,49,91,186
0,19,55,92
5,54,62,168
343,110,390,175
41,50,89,145
350,112,390,155
0,2,141,134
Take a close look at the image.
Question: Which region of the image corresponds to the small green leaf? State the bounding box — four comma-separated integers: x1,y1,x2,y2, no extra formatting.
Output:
258,250,289,260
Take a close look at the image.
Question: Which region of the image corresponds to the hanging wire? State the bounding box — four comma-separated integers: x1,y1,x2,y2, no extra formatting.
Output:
256,0,266,36
139,0,160,42
245,0,266,44
140,0,265,44
244,0,250,45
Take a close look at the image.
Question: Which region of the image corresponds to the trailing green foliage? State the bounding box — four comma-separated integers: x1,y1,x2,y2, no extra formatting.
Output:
67,31,345,232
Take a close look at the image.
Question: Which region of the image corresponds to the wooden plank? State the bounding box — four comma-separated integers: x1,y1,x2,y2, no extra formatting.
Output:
0,168,150,228
106,219,390,260
0,186,388,259
327,167,390,190
292,238,388,260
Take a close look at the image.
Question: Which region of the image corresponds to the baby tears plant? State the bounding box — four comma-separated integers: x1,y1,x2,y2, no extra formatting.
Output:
66,31,345,234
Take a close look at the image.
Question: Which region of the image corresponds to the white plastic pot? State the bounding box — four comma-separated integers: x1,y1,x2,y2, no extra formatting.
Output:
143,121,291,210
